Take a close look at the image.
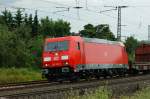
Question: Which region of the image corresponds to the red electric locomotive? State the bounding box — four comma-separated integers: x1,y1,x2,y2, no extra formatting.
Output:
42,36,128,81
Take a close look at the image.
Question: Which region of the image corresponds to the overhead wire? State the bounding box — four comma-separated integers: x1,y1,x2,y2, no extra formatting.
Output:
37,0,103,23
32,0,145,35
0,4,100,25
80,6,144,37
0,1,132,26
40,0,118,20
1,0,150,38
78,0,150,30
0,6,140,39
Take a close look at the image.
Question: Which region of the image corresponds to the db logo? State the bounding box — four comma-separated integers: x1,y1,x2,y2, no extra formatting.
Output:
104,52,108,57
54,57,59,60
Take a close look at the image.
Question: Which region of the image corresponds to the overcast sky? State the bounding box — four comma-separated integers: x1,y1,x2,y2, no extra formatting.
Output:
0,0,150,40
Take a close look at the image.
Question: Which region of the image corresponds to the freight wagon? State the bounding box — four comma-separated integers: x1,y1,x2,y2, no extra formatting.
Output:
42,36,128,81
134,41,150,73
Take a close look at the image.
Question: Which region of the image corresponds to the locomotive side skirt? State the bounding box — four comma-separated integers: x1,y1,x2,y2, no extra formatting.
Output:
75,64,128,72
42,64,128,74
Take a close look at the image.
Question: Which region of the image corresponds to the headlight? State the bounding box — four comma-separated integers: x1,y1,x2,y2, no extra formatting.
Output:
61,55,69,60
44,57,51,62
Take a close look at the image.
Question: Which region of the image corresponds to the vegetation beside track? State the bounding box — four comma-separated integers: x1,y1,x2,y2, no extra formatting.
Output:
69,86,150,99
0,68,43,84
69,87,111,99
121,87,150,99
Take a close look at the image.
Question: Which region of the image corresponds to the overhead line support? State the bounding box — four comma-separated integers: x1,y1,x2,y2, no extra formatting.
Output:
117,6,128,41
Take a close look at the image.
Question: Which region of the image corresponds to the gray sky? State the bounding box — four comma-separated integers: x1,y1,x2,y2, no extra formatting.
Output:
0,0,150,40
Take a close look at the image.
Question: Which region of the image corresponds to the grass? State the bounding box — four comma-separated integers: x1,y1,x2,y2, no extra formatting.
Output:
68,87,112,99
68,86,150,99
0,67,43,84
121,87,150,99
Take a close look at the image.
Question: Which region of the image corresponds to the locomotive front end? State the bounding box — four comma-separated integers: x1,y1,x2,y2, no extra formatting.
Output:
42,38,73,81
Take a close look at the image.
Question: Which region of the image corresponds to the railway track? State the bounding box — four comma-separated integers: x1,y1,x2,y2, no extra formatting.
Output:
0,74,150,99
0,80,47,87
0,80,56,91
0,75,135,91
0,77,112,91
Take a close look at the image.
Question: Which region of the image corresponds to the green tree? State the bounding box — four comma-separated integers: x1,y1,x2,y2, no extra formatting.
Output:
24,13,28,25
84,24,94,30
0,15,5,25
1,10,14,30
0,25,10,67
125,36,139,62
14,9,23,27
7,11,14,30
40,17,71,37
32,10,39,37
14,24,32,40
54,19,71,37
80,24,95,38
28,14,33,27
1,9,9,25
40,16,54,37
95,24,116,40
28,35,44,67
80,24,116,40
0,24,34,67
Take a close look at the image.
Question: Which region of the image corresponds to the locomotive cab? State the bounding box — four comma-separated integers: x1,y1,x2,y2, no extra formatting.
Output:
42,36,83,81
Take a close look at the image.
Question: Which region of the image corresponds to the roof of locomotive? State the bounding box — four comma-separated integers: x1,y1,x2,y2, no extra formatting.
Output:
45,36,124,46
83,37,124,46
45,36,75,41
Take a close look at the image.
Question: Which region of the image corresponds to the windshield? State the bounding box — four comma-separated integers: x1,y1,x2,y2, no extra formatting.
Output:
44,41,69,51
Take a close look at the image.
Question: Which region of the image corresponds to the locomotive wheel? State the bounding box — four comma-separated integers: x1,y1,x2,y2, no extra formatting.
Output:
95,75,100,79
70,75,79,82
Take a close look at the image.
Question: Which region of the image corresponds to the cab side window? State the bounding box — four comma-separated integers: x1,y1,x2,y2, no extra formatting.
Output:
76,42,80,50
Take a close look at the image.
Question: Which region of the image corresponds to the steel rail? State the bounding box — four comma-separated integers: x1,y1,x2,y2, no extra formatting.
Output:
0,74,148,91
0,74,150,98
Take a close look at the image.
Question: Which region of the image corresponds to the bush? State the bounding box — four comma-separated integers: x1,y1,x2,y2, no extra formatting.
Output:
0,24,35,67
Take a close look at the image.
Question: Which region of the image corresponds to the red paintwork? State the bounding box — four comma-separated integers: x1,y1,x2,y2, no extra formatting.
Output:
42,36,128,70
84,42,128,64
42,36,83,70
